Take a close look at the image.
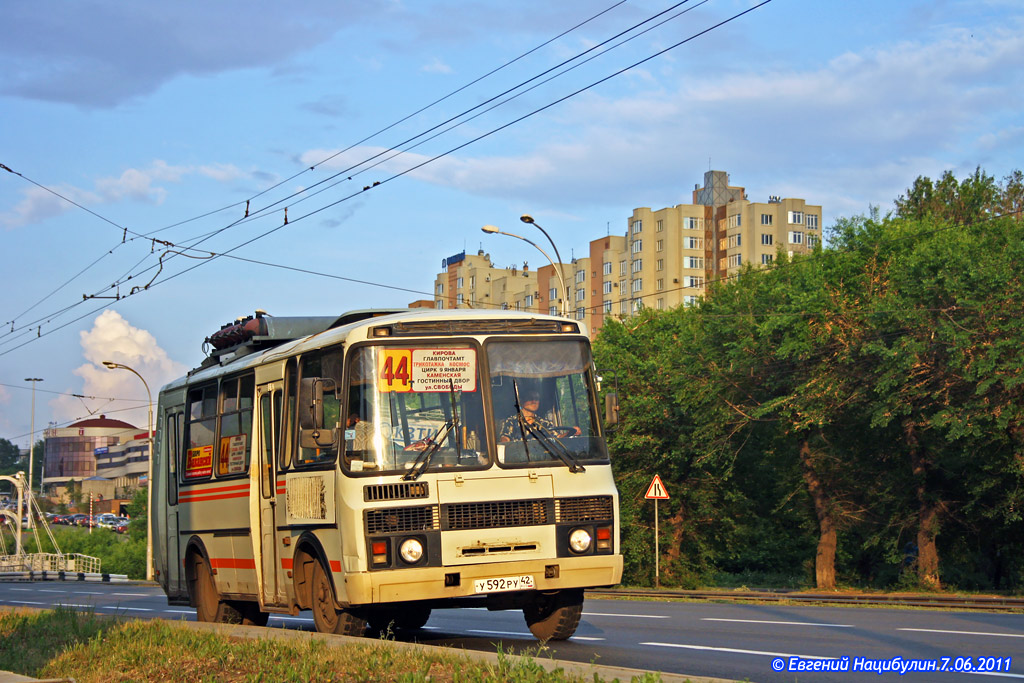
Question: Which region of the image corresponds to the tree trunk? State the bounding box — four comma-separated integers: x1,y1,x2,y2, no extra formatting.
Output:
800,440,837,590
905,420,941,589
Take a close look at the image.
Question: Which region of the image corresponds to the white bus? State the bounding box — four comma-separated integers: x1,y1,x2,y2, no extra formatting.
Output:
153,308,621,640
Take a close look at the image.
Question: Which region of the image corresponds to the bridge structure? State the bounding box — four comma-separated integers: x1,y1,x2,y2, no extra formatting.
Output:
0,471,103,578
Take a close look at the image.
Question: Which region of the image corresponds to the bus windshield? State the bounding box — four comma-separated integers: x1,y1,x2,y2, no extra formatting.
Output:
488,339,608,468
344,345,487,475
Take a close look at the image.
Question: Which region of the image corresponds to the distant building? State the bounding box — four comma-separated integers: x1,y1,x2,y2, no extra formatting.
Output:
42,416,143,492
429,171,822,337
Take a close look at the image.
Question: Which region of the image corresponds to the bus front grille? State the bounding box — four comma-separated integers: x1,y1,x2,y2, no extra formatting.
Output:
442,499,552,531
555,496,614,523
364,482,430,502
365,505,440,534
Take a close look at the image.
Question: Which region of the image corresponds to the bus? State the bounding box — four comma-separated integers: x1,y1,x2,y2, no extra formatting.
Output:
152,308,622,640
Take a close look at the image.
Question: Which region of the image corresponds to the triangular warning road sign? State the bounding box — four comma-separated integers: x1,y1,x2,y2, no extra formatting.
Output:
645,474,670,500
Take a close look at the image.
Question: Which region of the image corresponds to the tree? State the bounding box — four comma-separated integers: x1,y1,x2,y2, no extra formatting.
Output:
0,438,20,476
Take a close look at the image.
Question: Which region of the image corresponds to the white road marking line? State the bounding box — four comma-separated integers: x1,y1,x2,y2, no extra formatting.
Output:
163,610,195,614
37,589,69,593
703,618,853,628
899,628,1024,639
641,642,831,660
110,592,148,597
583,612,670,619
641,642,1024,679
9,588,32,592
272,616,314,622
99,606,152,612
572,636,606,641
8,600,45,605
73,592,103,595
468,629,532,637
56,604,95,608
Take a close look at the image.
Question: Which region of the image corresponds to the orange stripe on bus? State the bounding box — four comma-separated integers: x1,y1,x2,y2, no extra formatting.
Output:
210,557,256,570
182,482,251,495
279,558,341,572
179,491,249,503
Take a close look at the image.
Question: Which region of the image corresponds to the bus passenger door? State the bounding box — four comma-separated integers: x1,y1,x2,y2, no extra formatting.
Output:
253,383,285,607
164,409,184,598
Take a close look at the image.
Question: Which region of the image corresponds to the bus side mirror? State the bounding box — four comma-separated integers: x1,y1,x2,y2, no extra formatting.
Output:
299,377,338,450
299,377,335,430
604,392,619,426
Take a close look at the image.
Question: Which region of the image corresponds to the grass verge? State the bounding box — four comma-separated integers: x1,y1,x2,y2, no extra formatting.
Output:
0,607,663,682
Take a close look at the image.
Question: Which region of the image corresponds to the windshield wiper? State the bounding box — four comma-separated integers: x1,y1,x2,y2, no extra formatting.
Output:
521,419,585,473
510,379,584,473
404,380,461,480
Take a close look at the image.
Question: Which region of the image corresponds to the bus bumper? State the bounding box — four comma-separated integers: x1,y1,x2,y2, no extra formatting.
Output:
341,554,623,605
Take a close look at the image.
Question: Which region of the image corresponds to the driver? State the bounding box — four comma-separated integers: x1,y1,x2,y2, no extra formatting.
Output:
498,389,579,442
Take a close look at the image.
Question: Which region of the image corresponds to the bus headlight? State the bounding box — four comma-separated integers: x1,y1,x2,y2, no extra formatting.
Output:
399,537,424,564
568,528,592,554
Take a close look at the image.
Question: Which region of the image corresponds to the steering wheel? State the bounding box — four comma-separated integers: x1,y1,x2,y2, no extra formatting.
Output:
549,425,579,438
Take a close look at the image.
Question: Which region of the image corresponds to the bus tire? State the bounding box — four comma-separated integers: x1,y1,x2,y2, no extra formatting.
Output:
311,560,366,636
191,553,242,624
395,606,431,630
367,606,431,633
523,589,583,641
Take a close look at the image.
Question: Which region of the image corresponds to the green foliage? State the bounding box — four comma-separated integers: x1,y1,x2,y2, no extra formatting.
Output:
3,525,146,579
597,168,1024,591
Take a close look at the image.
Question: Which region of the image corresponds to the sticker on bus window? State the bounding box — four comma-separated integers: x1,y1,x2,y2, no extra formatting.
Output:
219,434,248,475
378,348,477,393
185,445,213,479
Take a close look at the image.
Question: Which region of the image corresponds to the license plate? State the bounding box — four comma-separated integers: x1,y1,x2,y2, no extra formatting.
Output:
474,574,535,594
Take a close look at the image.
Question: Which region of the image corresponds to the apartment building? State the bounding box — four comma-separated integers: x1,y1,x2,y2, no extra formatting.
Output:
623,171,821,320
427,171,821,337
433,249,570,314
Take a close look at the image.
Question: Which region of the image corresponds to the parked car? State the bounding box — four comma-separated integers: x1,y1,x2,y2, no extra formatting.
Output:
96,513,118,529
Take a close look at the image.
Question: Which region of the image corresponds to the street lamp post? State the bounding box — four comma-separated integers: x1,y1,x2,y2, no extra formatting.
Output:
24,377,43,524
102,361,154,581
482,224,568,316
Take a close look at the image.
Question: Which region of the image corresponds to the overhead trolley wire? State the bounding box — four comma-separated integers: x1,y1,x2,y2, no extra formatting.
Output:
0,1,631,341
3,1,773,356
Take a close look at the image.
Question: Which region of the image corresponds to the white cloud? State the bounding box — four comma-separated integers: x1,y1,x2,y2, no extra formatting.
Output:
420,58,453,74
49,310,186,428
1,161,240,229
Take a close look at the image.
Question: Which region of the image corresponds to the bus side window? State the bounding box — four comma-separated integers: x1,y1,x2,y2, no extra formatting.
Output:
183,385,216,481
217,374,254,477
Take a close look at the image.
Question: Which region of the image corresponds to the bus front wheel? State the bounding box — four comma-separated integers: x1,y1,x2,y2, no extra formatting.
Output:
311,561,366,636
523,589,583,641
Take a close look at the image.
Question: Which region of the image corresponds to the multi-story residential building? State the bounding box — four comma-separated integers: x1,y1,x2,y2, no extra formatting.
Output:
424,171,821,337
622,171,821,317
432,249,572,314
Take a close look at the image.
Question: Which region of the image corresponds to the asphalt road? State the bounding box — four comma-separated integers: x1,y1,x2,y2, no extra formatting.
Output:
1,581,1022,682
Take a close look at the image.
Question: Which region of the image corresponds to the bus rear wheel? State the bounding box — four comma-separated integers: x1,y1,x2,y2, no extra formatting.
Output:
311,561,366,636
191,554,242,624
523,589,583,641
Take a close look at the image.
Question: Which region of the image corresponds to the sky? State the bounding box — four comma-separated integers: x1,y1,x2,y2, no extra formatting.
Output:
1,0,1022,448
